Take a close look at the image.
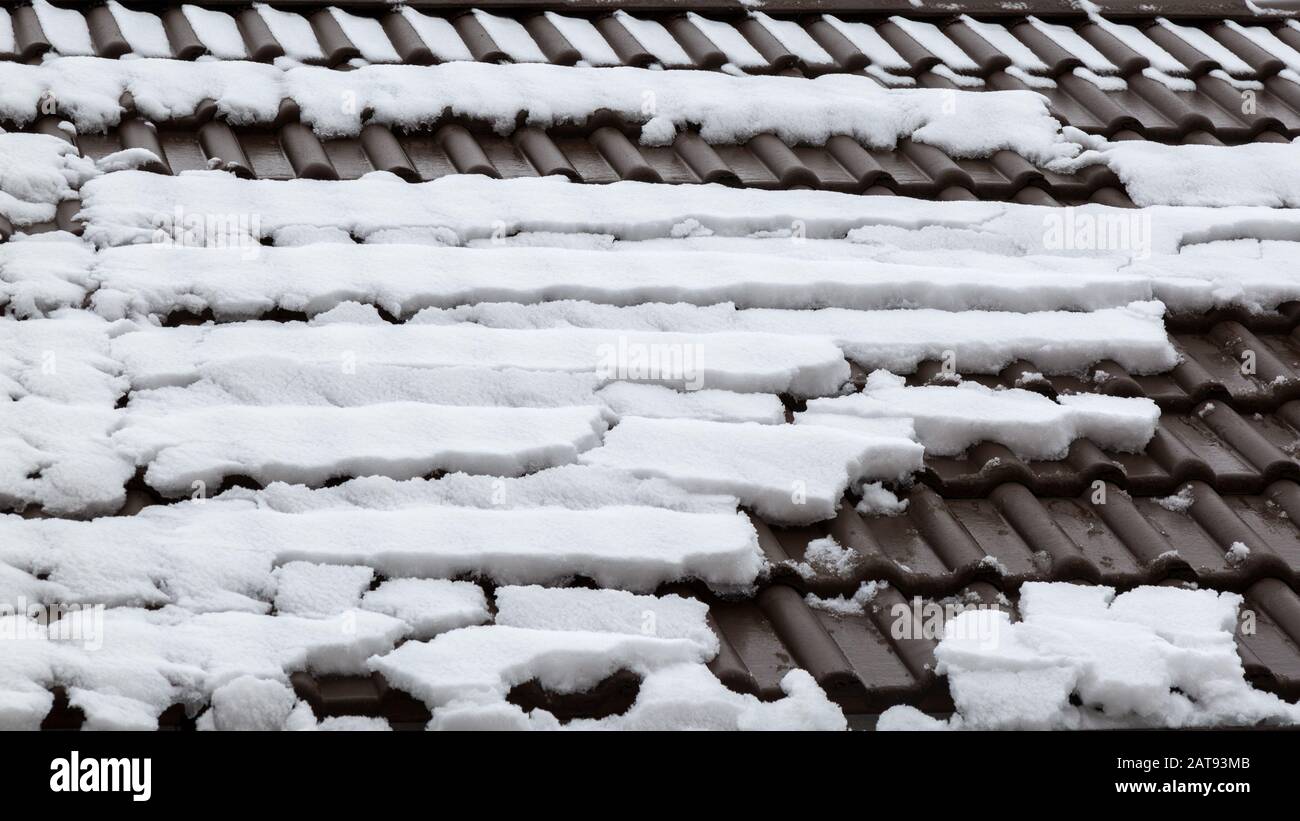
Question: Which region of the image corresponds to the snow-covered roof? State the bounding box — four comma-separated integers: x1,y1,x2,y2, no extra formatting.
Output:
4,1,1300,731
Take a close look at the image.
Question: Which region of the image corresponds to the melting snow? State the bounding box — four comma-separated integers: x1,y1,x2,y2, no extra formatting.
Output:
878,583,1300,730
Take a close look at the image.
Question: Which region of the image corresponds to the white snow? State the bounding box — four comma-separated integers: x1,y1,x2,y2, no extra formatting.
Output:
0,10,13,57
0,235,97,318
181,5,247,59
202,676,303,731
1225,541,1251,566
581,417,923,524
0,607,405,730
0,312,125,406
86,242,1156,320
1089,16,1186,75
111,403,608,494
370,624,708,709
254,3,323,61
1226,21,1300,73
109,319,850,398
107,2,172,58
1074,139,1300,208
421,299,1178,376
0,56,1078,164
543,13,620,66
1155,484,1195,513
565,664,845,731
789,535,860,579
0,133,96,226
0,496,763,611
1027,16,1118,74
803,370,1160,459
32,0,94,56
1155,19,1252,76
373,591,844,730
687,13,766,68
878,583,1300,730
596,382,786,424
611,11,691,67
751,13,833,65
805,580,887,615
361,578,490,639
124,359,609,414
328,8,400,64
398,8,473,62
471,10,546,63
960,16,1048,72
0,398,134,516
494,585,717,652
856,481,909,516
822,15,909,71
272,562,373,617
890,17,978,73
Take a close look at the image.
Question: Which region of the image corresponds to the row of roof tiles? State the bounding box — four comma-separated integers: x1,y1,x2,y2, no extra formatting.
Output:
7,6,1300,139
7,4,1300,81
881,317,1300,414
768,481,1300,594
34,577,1300,726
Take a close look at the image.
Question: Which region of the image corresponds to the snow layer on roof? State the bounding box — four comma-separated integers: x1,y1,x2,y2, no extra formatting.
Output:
596,382,785,424
567,664,846,731
78,171,1300,267
0,55,1077,164
201,676,308,731
0,235,97,318
494,585,717,652
181,5,247,60
822,15,909,70
222,465,742,515
0,312,124,405
890,17,978,73
419,299,1178,375
544,13,620,66
0,398,134,516
581,417,923,524
398,8,472,62
878,583,1300,730
960,16,1048,72
752,12,833,65
1156,19,1252,75
254,3,324,61
370,624,707,710
1079,140,1300,208
107,2,172,59
472,10,547,63
361,579,490,640
0,607,405,730
328,8,400,64
109,320,850,397
803,370,1160,459
0,10,13,57
32,0,94,56
1027,16,1118,73
111,403,608,494
1089,16,1186,75
87,243,1155,320
687,13,766,68
0,491,763,606
125,359,607,413
272,562,373,617
0,133,95,226
373,586,844,730
609,11,687,66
